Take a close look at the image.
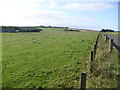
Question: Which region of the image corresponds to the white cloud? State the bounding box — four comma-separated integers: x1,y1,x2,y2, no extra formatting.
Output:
0,0,96,26
48,0,58,8
22,9,97,28
0,0,45,26
54,0,119,3
62,3,115,11
27,12,94,21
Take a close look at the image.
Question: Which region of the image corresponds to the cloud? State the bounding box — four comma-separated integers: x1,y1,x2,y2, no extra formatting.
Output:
22,9,97,28
0,0,44,26
62,3,115,11
0,0,96,26
26,11,95,24
48,0,58,8
54,0,119,3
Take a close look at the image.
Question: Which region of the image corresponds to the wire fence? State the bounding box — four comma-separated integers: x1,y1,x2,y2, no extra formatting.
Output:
80,32,101,89
81,33,119,89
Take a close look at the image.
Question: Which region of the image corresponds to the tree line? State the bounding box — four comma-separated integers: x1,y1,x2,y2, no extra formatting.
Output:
2,26,42,32
38,25,68,28
1,26,68,33
101,29,114,32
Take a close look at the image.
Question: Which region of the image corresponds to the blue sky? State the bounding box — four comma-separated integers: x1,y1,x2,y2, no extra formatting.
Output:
0,0,119,31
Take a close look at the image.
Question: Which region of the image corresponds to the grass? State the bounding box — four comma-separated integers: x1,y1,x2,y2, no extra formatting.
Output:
87,33,119,88
2,28,98,88
111,33,120,37
105,32,120,37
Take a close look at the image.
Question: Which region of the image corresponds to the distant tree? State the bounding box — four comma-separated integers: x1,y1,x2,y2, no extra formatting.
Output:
101,29,114,32
19,28,42,32
2,26,19,33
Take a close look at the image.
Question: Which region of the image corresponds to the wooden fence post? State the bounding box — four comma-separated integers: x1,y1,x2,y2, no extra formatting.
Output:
106,34,108,42
91,50,94,61
94,44,96,58
81,72,87,90
90,50,94,73
109,39,114,53
96,35,99,45
95,41,97,47
96,38,98,45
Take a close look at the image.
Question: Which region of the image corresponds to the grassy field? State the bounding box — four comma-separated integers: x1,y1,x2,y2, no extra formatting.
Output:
105,32,120,36
111,33,120,36
2,28,98,88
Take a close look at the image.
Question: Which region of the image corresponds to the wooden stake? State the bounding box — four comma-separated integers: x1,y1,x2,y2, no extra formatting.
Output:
109,39,113,53
81,72,87,90
90,51,94,73
94,44,96,58
91,50,94,61
106,34,108,42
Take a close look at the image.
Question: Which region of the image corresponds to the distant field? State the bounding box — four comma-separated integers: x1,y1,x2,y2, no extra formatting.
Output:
112,32,120,36
106,32,120,36
2,28,98,88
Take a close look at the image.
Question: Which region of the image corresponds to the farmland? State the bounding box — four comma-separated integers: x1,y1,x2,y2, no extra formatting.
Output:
112,33,120,36
2,28,99,88
105,32,120,37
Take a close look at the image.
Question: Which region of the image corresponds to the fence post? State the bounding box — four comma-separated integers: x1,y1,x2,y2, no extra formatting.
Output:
91,50,94,61
106,34,108,42
81,72,87,90
109,39,114,53
96,34,99,46
94,44,96,58
90,50,94,73
96,37,98,45
95,41,97,47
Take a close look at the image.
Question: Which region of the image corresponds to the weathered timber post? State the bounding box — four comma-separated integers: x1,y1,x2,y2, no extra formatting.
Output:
91,50,94,61
90,50,94,73
96,36,98,45
95,41,98,47
94,44,96,58
109,39,114,53
96,34,99,47
81,72,87,90
106,34,108,42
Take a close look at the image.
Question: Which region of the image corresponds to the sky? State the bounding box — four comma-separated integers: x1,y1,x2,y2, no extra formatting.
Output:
0,0,119,31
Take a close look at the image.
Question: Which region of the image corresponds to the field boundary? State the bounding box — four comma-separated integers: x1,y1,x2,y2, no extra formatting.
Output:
80,32,100,89
80,32,119,89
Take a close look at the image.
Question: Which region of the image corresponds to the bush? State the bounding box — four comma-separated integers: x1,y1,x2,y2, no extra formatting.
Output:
101,29,114,32
19,28,43,32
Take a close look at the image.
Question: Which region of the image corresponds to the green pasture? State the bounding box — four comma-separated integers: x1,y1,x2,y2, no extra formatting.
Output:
2,28,98,88
104,32,120,37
